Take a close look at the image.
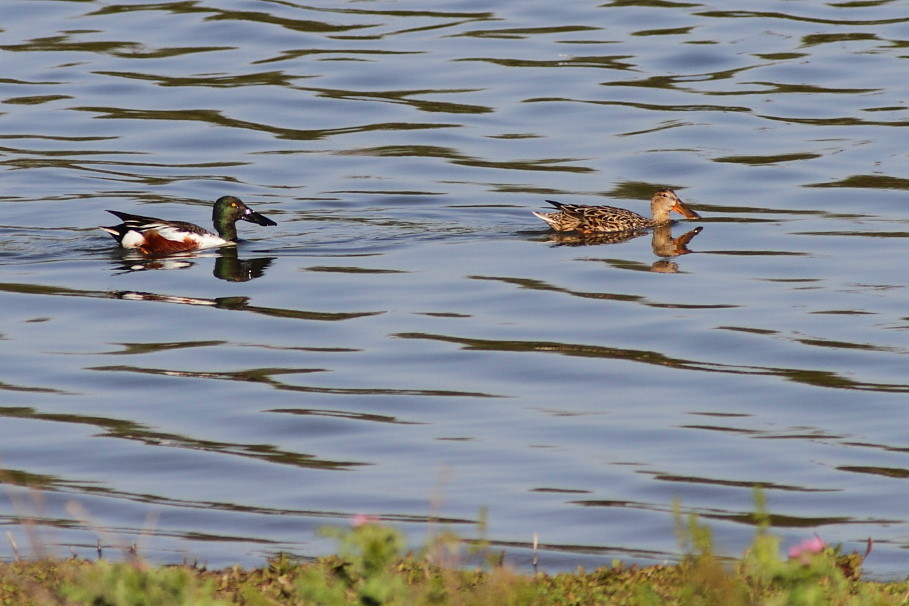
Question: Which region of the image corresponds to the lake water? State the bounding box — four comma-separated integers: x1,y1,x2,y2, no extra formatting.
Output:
2,0,909,578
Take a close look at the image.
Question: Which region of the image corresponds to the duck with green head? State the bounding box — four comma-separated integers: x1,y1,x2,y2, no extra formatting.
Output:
101,195,276,255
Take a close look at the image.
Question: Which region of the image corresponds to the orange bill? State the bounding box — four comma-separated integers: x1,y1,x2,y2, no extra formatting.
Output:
672,199,701,220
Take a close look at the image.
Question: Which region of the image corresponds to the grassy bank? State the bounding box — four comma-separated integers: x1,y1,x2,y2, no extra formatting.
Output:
0,502,903,605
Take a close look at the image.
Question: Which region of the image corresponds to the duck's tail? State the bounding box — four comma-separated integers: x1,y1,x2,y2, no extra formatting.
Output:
532,211,559,228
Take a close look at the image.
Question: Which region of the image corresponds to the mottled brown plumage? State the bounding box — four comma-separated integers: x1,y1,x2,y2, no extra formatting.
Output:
533,188,701,233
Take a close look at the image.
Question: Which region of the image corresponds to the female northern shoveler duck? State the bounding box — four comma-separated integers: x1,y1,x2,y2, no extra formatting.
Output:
100,195,276,255
532,188,701,233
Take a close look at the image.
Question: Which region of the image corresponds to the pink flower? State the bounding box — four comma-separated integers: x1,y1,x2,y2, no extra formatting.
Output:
788,535,827,559
351,514,380,528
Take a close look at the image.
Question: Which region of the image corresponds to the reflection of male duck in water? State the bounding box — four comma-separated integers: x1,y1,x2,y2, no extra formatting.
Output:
213,248,274,282
533,188,701,233
111,247,275,282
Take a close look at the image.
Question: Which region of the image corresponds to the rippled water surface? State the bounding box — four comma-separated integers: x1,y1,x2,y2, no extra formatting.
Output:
3,0,909,577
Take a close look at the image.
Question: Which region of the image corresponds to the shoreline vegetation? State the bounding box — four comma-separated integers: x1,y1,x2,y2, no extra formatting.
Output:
0,495,904,605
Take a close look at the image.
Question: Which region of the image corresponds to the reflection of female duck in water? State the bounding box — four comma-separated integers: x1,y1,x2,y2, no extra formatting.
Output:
545,225,703,257
533,188,701,233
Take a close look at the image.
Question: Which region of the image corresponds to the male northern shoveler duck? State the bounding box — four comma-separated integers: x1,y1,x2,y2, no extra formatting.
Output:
532,188,701,233
100,195,276,255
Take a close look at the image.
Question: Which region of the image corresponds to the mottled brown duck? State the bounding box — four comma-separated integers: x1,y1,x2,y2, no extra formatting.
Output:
533,188,701,233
